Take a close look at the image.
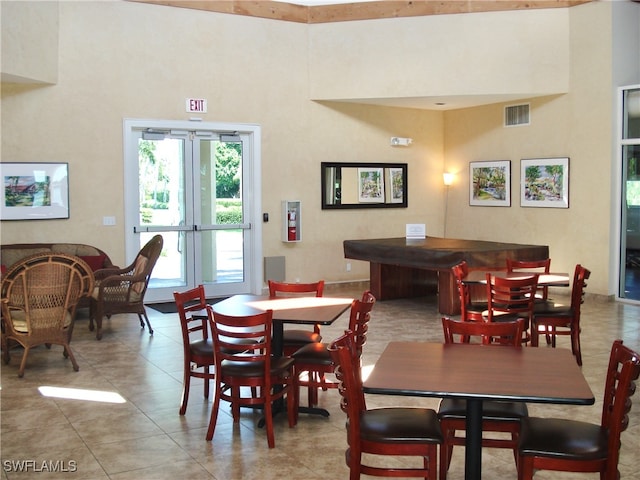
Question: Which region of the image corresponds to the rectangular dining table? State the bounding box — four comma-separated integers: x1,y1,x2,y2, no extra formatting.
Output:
363,342,595,480
211,294,353,417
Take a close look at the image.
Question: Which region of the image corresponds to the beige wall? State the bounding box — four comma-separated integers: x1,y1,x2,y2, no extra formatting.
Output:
1,1,58,84
309,8,570,101
1,0,635,297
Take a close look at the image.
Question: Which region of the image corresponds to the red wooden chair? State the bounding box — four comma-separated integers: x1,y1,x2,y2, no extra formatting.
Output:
206,306,297,448
485,273,539,344
438,317,527,480
267,280,324,356
173,285,212,415
451,261,486,322
329,331,442,480
441,316,525,346
517,339,640,480
506,258,552,301
292,290,375,408
531,264,590,365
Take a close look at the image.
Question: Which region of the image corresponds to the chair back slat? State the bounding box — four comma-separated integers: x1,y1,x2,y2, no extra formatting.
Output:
442,317,524,346
347,290,376,356
210,308,272,363
329,331,365,425
268,280,324,297
600,340,640,479
486,273,538,320
570,264,591,314
174,285,209,346
507,258,551,300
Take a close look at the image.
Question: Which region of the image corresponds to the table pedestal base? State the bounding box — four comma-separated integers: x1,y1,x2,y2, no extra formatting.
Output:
465,399,483,480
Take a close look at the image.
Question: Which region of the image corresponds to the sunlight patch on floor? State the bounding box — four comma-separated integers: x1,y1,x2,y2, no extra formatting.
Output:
38,386,126,404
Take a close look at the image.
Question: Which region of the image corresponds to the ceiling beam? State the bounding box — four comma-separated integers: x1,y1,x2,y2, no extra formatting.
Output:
127,1,594,24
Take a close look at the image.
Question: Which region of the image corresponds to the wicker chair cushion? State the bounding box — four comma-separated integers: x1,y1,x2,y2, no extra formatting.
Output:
8,309,73,333
78,254,107,271
90,287,142,302
132,256,148,294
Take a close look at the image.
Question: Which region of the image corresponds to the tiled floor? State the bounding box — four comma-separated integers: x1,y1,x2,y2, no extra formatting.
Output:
1,283,639,479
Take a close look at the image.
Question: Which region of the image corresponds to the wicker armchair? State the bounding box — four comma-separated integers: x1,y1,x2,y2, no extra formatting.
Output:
88,235,163,340
1,253,94,377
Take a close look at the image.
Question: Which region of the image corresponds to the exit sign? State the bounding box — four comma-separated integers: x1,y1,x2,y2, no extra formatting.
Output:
186,98,207,113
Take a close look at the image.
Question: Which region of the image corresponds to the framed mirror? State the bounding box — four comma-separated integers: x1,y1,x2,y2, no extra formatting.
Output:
321,162,408,209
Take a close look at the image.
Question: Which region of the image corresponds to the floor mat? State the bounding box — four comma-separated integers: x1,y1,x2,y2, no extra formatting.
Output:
147,297,226,314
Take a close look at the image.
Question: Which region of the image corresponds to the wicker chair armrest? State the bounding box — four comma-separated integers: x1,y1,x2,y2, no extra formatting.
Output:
94,266,128,280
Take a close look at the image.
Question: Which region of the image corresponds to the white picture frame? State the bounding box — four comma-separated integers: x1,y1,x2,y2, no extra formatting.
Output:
1,162,70,220
469,160,511,207
520,157,569,208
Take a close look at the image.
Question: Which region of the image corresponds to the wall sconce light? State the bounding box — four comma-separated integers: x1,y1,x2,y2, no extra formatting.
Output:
443,172,455,186
390,137,413,147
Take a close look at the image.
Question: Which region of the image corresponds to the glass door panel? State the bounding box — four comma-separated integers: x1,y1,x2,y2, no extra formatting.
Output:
196,138,248,296
126,123,255,303
619,87,640,301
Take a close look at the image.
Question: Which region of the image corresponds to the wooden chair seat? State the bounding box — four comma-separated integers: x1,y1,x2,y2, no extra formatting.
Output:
360,408,443,444
519,418,607,460
532,299,561,313
291,341,332,365
221,356,295,377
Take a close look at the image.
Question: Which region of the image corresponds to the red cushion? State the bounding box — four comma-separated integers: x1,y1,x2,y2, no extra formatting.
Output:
79,254,106,271
1,264,6,275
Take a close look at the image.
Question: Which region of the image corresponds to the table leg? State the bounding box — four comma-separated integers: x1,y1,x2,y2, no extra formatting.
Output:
465,398,483,480
269,321,331,419
272,321,284,357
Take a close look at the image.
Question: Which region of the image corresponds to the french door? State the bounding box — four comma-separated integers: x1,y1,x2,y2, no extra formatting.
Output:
618,86,640,303
124,119,262,303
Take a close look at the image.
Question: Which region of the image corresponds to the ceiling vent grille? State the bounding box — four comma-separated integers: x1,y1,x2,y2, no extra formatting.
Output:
505,104,530,126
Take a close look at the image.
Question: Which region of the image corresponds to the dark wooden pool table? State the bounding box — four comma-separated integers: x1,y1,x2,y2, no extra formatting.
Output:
343,237,549,314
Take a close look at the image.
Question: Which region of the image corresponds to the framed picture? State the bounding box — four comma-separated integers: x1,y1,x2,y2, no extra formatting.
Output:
1,162,69,220
520,157,569,208
387,167,404,204
358,167,385,203
469,160,511,207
